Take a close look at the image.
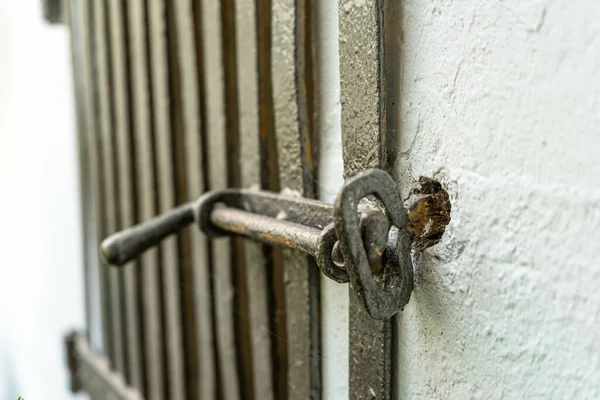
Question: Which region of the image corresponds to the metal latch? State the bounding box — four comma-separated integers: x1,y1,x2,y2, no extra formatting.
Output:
101,169,450,319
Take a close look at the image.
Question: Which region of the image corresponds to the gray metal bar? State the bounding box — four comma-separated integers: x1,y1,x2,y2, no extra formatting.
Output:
147,0,187,398
272,0,319,396
255,2,289,395
219,1,256,397
198,0,241,398
294,0,322,397
94,0,126,373
99,187,331,267
65,0,94,348
108,0,144,389
102,203,194,267
211,207,322,255
175,0,220,397
338,0,392,398
199,188,333,228
235,0,275,396
163,1,201,398
83,0,112,358
126,0,166,397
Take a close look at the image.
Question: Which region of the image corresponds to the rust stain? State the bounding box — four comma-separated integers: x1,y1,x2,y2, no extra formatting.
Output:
406,177,452,252
215,222,248,235
257,232,303,251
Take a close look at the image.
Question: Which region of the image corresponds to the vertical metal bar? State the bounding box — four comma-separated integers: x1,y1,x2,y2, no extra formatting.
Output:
235,0,275,398
173,0,219,398
294,1,322,398
147,0,187,398
256,0,289,398
338,1,392,399
272,0,321,398
126,0,166,397
84,0,112,357
94,0,127,374
164,1,202,399
220,1,256,398
65,0,94,347
107,0,144,390
197,0,242,399
382,3,402,397
191,0,222,398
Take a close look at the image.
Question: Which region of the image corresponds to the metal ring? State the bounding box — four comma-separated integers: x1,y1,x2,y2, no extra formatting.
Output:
194,190,236,237
334,168,414,319
316,223,349,283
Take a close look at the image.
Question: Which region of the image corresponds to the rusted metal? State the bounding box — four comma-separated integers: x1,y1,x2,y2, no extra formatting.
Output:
211,208,323,255
65,332,144,400
293,0,321,395
100,168,452,319
405,177,452,252
235,0,275,397
255,1,288,395
338,0,391,396
334,169,413,320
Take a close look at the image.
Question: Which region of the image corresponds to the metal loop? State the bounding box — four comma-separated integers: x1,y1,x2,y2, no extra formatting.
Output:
194,190,238,237
316,223,349,283
334,168,413,319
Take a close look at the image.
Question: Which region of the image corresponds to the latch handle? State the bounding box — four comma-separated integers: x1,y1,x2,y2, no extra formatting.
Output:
101,203,195,267
100,169,441,319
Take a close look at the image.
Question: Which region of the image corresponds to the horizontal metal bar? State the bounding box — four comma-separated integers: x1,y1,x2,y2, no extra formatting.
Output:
100,187,336,268
197,188,334,229
101,202,195,266
211,206,322,256
65,331,144,400
100,187,389,284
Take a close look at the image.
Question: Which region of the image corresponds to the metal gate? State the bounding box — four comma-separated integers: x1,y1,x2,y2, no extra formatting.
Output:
60,0,449,398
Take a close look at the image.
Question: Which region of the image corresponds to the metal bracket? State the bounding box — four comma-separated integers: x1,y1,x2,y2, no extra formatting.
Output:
65,332,143,399
101,169,426,319
42,0,63,24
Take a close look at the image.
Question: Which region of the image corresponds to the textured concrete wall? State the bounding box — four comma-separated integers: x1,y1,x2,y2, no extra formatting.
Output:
394,0,600,398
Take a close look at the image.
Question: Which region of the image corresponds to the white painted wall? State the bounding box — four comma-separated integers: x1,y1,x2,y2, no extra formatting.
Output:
0,2,85,399
394,0,600,398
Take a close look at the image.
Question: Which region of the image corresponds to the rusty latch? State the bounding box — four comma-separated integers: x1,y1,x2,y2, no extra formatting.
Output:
101,169,450,319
